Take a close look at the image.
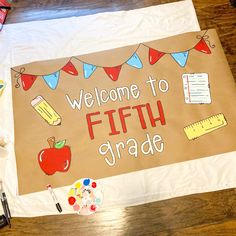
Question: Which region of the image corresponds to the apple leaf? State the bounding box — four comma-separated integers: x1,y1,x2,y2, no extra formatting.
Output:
54,140,66,149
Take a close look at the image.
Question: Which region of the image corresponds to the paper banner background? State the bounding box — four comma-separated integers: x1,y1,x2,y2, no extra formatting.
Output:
11,29,236,195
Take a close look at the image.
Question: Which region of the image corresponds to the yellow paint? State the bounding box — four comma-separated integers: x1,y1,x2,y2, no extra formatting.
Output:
184,113,227,140
75,182,82,189
68,188,75,196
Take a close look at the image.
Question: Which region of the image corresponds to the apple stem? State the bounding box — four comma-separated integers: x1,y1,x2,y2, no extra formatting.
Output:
47,137,55,148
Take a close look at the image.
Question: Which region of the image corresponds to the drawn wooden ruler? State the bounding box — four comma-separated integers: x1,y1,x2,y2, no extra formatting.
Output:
184,113,227,140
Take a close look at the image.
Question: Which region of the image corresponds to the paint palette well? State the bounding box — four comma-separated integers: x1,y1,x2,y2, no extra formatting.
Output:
67,178,103,215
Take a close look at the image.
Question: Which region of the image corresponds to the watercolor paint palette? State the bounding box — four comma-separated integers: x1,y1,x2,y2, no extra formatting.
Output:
67,178,103,215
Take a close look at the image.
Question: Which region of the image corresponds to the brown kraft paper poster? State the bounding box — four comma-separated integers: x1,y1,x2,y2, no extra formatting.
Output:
11,29,236,195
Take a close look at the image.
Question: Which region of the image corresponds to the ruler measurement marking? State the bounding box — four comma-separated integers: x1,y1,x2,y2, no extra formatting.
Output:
205,121,225,131
184,113,227,140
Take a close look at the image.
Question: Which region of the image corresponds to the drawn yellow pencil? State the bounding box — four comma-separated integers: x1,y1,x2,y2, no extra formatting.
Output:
31,96,61,126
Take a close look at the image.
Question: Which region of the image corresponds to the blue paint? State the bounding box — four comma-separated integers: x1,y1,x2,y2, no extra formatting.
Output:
43,71,60,90
83,178,90,186
171,51,189,67
0,85,3,89
83,63,97,79
126,53,143,69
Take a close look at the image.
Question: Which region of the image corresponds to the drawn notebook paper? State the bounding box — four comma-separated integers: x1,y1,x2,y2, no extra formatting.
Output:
182,73,211,104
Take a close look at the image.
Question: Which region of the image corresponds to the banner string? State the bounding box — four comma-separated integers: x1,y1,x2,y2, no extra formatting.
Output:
11,30,213,82
14,67,25,88
72,43,142,68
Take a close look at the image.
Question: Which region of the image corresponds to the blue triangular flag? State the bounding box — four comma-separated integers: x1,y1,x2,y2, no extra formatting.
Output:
171,51,189,67
83,63,97,79
126,53,143,69
43,71,60,90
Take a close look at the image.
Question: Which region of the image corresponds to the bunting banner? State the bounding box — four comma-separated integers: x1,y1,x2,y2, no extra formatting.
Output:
83,63,97,79
149,48,165,65
43,71,60,90
11,29,236,195
62,61,78,76
12,31,214,91
171,51,189,67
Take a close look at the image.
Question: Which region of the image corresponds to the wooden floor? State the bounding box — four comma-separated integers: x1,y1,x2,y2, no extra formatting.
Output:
2,0,236,235
1,189,236,235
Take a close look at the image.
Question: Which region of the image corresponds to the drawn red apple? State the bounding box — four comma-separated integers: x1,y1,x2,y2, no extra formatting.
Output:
38,137,71,175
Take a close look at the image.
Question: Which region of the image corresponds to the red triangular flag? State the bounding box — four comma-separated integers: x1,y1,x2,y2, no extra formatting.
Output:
194,39,211,54
21,74,37,91
149,48,165,65
104,65,122,81
62,61,78,76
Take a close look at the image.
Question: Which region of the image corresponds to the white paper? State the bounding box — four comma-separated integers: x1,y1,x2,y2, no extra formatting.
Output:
182,73,211,104
1,1,234,218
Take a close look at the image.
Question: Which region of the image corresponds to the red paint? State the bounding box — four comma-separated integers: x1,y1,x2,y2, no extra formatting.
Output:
149,48,165,65
86,112,102,140
90,205,96,211
194,39,211,54
146,101,166,126
21,74,37,91
92,182,97,188
38,146,71,175
86,100,166,140
118,106,131,133
68,196,76,205
62,61,78,76
132,104,147,129
104,65,122,81
104,110,120,136
186,75,191,103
